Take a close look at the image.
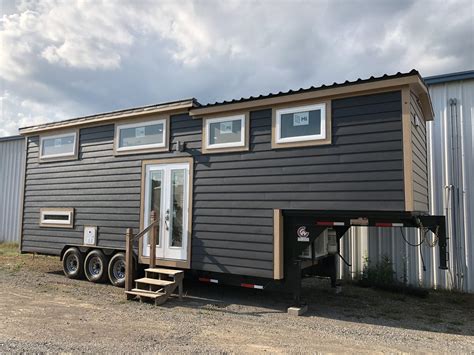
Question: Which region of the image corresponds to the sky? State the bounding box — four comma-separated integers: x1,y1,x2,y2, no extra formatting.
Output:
0,0,473,137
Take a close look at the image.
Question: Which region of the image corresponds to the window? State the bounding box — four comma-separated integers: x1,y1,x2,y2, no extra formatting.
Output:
40,132,77,160
39,208,74,228
203,114,248,153
115,118,168,154
273,102,331,148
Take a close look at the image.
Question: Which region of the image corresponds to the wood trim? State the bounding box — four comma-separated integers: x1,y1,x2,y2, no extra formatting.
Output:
38,128,80,163
273,209,284,280
271,99,332,149
113,115,170,156
402,86,414,211
201,112,250,154
18,136,28,253
19,101,194,135
138,157,194,269
190,75,432,118
39,207,74,228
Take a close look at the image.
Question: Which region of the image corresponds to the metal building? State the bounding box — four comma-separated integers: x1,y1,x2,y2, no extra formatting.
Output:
0,135,25,243
339,71,474,293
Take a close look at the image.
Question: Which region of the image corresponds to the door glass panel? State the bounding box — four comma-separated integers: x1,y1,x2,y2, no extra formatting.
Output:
150,170,162,247
170,169,185,247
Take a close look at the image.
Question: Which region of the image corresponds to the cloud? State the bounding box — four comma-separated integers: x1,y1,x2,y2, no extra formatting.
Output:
0,0,473,136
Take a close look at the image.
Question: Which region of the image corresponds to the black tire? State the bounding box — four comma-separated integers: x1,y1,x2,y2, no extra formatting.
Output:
108,252,126,287
84,249,109,283
62,247,84,279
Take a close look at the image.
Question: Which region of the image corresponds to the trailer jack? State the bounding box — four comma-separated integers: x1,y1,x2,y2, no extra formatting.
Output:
282,210,448,310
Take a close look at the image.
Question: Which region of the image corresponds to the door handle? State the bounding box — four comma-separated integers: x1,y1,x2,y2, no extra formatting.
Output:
165,209,170,230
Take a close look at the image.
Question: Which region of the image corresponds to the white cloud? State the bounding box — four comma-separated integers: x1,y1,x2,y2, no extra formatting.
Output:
0,0,472,136
0,90,73,136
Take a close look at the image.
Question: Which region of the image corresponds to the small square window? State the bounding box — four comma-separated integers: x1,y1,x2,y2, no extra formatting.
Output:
273,102,331,148
39,208,74,228
115,118,168,154
40,132,77,160
203,114,248,153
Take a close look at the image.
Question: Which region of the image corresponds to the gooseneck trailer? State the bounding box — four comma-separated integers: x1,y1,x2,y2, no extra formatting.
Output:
17,70,447,305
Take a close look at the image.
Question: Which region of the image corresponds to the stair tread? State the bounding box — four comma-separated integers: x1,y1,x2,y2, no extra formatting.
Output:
135,278,174,286
126,289,166,299
145,268,184,275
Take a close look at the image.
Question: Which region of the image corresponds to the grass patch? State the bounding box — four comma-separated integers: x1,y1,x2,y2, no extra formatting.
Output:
0,243,20,256
358,255,429,298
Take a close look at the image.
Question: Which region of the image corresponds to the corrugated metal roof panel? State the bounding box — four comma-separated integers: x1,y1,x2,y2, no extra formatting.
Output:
198,69,423,108
424,70,474,85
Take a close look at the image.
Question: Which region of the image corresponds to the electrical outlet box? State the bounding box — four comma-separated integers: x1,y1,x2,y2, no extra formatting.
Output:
84,226,97,246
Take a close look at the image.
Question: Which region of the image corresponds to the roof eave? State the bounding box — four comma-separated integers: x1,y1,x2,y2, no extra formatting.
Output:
190,73,434,120
19,99,198,135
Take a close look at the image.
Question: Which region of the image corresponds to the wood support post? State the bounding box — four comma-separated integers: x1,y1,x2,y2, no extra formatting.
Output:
125,228,134,295
150,210,157,269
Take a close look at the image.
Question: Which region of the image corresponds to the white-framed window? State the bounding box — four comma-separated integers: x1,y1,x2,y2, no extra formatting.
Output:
275,103,327,144
40,132,77,159
204,114,246,150
39,208,74,228
115,118,167,152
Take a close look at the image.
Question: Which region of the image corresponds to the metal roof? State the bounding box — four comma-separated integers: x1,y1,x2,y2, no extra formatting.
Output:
19,98,199,134
197,69,424,109
424,70,474,85
0,135,24,142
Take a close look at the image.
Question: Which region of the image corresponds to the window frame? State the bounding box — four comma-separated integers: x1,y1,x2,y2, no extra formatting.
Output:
39,131,78,161
114,117,169,155
272,100,331,149
39,208,74,228
202,113,249,154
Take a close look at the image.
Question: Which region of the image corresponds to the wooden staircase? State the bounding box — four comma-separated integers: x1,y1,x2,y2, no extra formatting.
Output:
125,268,184,306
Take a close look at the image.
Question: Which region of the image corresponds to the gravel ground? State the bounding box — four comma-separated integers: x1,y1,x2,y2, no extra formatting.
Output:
1,245,473,353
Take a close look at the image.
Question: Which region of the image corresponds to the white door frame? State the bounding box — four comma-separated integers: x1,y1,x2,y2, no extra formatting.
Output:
139,158,193,269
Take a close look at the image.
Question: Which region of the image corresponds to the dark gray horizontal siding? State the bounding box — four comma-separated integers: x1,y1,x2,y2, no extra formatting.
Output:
191,90,404,277
410,91,429,212
22,92,404,278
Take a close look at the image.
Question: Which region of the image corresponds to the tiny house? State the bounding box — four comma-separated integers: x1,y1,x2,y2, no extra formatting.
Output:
18,70,447,303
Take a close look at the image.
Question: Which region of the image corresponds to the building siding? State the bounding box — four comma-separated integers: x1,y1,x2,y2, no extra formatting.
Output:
339,76,474,294
0,137,25,243
22,90,405,279
410,91,429,212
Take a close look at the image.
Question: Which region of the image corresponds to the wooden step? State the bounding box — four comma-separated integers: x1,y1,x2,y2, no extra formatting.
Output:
125,289,165,299
135,278,174,287
145,268,184,276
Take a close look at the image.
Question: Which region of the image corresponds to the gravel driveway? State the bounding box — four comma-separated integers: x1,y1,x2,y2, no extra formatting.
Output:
1,246,473,353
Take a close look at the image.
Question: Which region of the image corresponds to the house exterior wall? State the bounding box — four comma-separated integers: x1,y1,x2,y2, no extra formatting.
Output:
410,90,429,212
21,90,407,279
339,74,474,293
0,136,25,243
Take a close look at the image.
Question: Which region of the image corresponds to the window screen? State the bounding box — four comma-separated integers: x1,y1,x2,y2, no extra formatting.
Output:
208,119,243,146
41,134,76,157
119,123,164,148
280,109,321,139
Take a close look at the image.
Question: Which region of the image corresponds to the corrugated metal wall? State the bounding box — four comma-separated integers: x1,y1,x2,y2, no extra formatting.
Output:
338,77,474,293
0,137,25,243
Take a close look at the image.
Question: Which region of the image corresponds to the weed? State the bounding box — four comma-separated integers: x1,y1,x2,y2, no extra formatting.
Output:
0,243,20,256
360,255,395,287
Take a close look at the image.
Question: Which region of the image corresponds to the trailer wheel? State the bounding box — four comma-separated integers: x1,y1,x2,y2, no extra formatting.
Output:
62,247,84,279
84,249,108,283
108,252,126,287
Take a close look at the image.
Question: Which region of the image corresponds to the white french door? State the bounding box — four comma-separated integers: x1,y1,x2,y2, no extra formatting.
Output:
142,162,190,261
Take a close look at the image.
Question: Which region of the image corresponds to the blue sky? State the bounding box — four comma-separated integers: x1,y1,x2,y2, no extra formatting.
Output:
1,0,473,136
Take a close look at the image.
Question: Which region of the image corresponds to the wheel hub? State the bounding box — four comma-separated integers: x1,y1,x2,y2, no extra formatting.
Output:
88,256,102,276
113,259,126,280
66,254,78,273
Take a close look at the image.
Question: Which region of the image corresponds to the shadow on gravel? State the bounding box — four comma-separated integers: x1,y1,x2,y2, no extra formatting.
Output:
158,277,474,336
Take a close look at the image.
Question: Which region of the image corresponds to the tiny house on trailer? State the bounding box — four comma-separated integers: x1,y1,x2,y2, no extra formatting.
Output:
18,70,447,305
